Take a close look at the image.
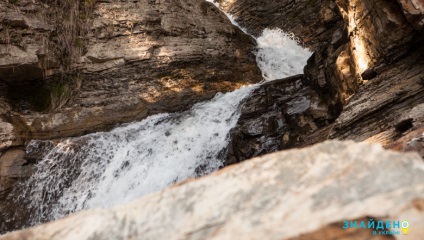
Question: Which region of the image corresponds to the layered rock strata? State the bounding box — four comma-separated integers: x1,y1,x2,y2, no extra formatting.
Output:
222,0,424,163
0,0,262,150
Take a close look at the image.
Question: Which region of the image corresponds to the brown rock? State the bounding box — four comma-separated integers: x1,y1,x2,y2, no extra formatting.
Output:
336,0,420,75
381,126,424,158
304,0,423,106
329,47,424,145
0,0,262,150
0,149,29,178
0,148,33,233
396,0,424,30
302,0,424,151
0,2,58,84
216,0,343,50
220,0,424,163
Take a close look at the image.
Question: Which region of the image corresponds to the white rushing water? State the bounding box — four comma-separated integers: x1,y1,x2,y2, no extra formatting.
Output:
206,0,311,80
22,86,254,223
19,1,311,225
256,29,311,80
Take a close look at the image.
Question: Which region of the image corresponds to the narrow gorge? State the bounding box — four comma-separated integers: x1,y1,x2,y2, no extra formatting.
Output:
0,0,423,239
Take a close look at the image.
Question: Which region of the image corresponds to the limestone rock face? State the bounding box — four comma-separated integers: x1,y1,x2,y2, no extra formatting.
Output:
216,0,343,50
296,0,424,154
1,141,423,240
0,0,262,150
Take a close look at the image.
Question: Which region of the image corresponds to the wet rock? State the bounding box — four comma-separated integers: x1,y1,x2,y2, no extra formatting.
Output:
1,141,424,240
0,149,30,178
215,0,423,159
24,140,55,162
0,148,33,232
0,140,58,233
361,68,378,80
223,75,335,165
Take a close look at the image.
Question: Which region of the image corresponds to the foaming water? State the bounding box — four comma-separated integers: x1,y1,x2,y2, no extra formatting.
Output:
16,0,312,227
20,86,255,224
206,0,311,80
256,29,311,80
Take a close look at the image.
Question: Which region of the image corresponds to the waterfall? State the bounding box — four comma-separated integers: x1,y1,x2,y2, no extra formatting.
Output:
16,1,312,226
20,86,254,224
206,0,311,80
256,29,311,81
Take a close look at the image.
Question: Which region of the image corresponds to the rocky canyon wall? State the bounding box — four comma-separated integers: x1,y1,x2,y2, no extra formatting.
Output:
220,0,424,164
0,0,423,235
0,0,261,149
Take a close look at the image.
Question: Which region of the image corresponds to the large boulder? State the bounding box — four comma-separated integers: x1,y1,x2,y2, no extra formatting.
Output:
1,141,423,239
223,75,335,165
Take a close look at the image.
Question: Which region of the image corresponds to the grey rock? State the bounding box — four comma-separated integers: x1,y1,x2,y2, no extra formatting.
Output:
1,141,423,240
223,75,334,165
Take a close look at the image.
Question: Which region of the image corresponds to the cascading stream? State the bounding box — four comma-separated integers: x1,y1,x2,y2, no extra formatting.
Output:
15,1,311,226
20,86,254,224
